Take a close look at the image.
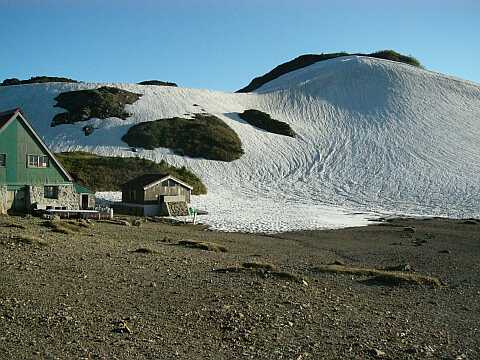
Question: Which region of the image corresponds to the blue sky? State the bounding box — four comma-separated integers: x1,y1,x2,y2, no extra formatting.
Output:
0,0,479,91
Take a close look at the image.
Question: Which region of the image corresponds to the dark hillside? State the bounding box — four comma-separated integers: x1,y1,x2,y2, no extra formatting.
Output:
1,76,78,86
56,151,207,194
238,110,296,137
122,114,244,162
138,80,178,87
51,86,142,126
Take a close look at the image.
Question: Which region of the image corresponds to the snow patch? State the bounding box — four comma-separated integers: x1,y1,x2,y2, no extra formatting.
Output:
2,56,479,232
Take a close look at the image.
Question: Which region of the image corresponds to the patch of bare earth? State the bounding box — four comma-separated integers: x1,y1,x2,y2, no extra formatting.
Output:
0,216,478,359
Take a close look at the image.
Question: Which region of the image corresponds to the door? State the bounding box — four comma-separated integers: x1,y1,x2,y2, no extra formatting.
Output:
13,189,26,212
7,189,26,212
81,194,89,209
6,191,15,211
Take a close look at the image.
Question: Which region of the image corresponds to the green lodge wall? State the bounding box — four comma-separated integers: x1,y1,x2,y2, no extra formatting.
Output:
0,118,69,187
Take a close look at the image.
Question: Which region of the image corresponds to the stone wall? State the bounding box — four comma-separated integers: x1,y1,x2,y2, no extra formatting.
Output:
27,184,80,210
167,201,189,216
0,186,7,215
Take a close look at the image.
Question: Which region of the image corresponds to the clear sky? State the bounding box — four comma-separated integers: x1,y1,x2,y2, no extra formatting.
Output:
0,0,479,91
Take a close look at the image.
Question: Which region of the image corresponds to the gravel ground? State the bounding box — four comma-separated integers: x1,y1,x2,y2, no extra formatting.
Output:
0,215,479,359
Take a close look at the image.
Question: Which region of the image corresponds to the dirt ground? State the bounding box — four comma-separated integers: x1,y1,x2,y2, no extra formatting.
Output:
0,215,479,359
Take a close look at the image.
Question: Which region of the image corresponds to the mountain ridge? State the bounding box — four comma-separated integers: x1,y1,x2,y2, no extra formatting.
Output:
237,50,422,93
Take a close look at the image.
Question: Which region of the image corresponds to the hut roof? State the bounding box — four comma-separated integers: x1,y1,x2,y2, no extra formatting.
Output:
122,173,193,190
122,173,170,189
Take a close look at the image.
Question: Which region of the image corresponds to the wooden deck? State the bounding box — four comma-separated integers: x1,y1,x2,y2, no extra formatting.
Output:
35,209,113,220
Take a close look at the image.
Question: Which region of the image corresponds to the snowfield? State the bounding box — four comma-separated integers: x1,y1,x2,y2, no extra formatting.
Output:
1,56,479,232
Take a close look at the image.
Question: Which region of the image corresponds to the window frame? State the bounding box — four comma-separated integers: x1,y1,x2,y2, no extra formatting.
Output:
27,154,49,168
44,185,59,199
0,154,6,167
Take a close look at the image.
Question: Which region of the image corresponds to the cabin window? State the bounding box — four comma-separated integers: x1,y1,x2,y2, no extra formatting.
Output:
28,154,49,168
44,186,59,199
162,179,176,187
0,154,5,167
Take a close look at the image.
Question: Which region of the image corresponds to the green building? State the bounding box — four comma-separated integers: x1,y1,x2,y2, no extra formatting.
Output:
0,108,94,214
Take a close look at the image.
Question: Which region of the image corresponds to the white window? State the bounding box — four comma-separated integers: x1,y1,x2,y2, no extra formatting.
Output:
0,154,5,167
44,186,59,199
162,179,176,187
28,155,49,168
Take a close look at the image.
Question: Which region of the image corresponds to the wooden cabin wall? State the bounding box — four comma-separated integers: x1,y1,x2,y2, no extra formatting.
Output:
144,183,191,203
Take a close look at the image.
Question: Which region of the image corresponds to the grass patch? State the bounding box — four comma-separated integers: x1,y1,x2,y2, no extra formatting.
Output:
0,223,26,229
1,76,78,86
97,219,131,226
178,239,227,252
121,113,244,162
313,264,443,287
242,261,275,271
43,220,85,235
56,151,206,194
238,109,296,137
138,80,177,87
237,50,422,92
215,263,303,283
51,86,141,126
132,247,157,254
10,235,48,247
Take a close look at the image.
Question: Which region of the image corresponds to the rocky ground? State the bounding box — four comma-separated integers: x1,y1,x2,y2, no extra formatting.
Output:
0,215,479,359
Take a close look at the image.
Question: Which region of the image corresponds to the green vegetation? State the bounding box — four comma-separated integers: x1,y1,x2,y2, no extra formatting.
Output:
1,76,78,86
242,261,275,271
238,109,296,137
369,50,421,67
132,247,157,254
43,220,87,235
52,86,142,126
178,239,227,252
10,234,48,247
121,113,244,162
56,151,207,194
237,50,422,92
313,264,443,287
138,80,178,87
215,263,303,283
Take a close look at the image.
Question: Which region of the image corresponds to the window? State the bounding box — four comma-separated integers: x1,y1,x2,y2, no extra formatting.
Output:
162,179,176,187
28,155,49,168
0,154,5,167
44,186,59,199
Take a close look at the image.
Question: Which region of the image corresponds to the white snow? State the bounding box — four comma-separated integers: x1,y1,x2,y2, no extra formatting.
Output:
1,56,479,232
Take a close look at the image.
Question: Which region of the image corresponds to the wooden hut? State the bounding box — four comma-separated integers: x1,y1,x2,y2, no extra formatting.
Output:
118,173,193,216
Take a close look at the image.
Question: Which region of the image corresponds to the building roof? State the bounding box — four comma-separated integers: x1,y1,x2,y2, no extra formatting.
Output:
122,173,193,190
122,173,170,189
74,183,95,194
0,108,21,130
0,107,73,182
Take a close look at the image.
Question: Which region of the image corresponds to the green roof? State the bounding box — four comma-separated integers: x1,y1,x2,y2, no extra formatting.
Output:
74,183,94,194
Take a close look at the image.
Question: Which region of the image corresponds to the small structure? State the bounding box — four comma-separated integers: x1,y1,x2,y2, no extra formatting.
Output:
0,108,95,214
74,183,96,210
118,173,192,216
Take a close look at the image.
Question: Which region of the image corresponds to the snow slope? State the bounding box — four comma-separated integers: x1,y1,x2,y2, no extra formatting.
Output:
1,56,479,232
